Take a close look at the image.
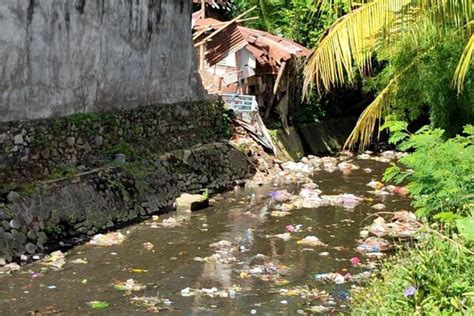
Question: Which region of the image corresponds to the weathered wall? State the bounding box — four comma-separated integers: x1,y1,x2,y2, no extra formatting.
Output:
0,0,207,122
0,143,252,263
298,118,357,154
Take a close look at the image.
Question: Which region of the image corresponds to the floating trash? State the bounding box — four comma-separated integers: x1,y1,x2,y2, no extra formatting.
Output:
87,301,109,309
270,211,291,217
180,286,241,298
277,286,329,301
274,233,292,241
113,279,146,293
41,250,66,270
70,258,88,265
143,242,154,251
368,211,420,238
269,190,294,202
357,237,390,253
297,236,327,247
314,273,349,284
90,232,126,246
158,216,187,228
371,203,386,210
0,263,21,274
367,180,384,190
130,296,174,313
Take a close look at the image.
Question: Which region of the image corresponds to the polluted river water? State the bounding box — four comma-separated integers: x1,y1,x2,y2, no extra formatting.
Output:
0,154,412,315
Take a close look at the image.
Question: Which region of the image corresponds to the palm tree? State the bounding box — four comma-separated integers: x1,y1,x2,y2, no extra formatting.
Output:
303,0,474,149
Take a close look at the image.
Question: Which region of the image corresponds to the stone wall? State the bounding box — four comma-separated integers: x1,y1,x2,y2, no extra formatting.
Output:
0,0,206,122
0,142,252,263
0,100,226,189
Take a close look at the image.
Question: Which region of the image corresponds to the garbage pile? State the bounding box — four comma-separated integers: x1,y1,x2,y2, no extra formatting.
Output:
130,296,174,313
366,180,409,197
181,285,242,298
368,211,420,238
356,211,420,258
240,255,290,285
269,187,363,210
89,232,126,246
194,239,238,264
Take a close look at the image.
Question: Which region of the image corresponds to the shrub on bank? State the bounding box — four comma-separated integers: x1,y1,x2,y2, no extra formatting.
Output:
351,234,474,314
351,123,474,314
382,122,474,219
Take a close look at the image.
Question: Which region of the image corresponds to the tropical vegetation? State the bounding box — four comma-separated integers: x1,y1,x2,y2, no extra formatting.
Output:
301,0,474,149
351,122,474,314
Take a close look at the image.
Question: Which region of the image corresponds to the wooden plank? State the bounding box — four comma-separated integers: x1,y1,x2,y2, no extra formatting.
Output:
273,61,287,95
193,17,259,31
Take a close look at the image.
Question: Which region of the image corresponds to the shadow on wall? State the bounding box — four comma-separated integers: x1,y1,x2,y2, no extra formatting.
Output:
273,117,358,161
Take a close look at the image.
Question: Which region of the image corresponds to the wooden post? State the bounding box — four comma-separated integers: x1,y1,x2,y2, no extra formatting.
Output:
201,0,206,18
199,0,206,70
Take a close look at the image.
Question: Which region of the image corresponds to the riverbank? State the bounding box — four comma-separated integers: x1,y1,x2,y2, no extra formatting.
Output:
0,142,252,265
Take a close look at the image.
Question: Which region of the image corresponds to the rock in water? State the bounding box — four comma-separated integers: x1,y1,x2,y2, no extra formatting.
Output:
175,193,209,212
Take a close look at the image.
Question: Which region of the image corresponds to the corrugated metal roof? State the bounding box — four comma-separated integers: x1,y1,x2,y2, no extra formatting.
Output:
194,18,312,72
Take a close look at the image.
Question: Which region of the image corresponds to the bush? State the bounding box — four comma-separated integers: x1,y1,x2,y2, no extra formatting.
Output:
351,122,474,314
383,122,474,219
350,234,474,314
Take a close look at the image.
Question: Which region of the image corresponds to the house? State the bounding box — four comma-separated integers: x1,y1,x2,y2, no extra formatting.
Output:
192,15,311,131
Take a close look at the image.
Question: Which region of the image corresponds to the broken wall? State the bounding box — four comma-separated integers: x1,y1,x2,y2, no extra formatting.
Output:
0,0,207,122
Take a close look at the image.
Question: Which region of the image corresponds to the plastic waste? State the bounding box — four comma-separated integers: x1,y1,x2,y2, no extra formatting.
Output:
371,203,386,210
297,236,327,247
41,250,66,270
113,279,146,292
269,190,294,202
87,301,109,309
90,232,125,246
143,242,154,251
357,237,390,253
274,233,291,241
270,211,291,217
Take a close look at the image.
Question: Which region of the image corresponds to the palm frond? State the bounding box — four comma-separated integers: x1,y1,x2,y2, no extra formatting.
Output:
343,82,395,150
344,40,445,150
303,0,412,95
453,34,474,93
418,0,473,26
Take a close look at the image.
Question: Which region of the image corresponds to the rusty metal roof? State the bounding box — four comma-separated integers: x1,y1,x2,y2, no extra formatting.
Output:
194,18,312,73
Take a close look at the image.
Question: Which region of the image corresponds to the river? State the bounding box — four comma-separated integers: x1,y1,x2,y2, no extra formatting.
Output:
0,156,411,315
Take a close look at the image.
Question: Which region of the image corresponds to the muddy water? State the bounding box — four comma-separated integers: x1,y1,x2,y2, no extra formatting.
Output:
0,159,411,315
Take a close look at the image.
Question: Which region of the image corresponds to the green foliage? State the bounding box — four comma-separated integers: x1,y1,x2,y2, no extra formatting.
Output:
103,141,143,162
350,235,474,314
232,0,346,47
383,121,474,219
366,26,474,137
49,164,78,180
457,212,474,241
